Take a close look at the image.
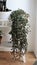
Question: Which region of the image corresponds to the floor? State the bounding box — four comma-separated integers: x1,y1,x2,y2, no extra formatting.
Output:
0,52,36,65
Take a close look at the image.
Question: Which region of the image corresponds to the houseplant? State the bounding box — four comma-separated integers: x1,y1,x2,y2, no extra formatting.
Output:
9,9,29,62
0,30,2,44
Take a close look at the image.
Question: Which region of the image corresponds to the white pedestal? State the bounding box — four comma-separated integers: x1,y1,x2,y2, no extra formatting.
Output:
20,54,26,63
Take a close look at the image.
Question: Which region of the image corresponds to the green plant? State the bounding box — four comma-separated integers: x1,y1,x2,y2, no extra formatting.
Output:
9,9,29,53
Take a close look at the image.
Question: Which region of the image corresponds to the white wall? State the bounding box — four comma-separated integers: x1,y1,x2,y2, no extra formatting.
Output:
6,0,35,52
34,0,37,57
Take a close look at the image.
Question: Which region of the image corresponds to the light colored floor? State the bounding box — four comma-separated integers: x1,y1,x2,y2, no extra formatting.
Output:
0,52,36,65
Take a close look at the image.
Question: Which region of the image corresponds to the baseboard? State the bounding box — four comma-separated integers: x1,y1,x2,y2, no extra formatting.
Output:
0,46,12,52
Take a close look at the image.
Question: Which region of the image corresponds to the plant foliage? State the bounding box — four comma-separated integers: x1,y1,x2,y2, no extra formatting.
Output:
9,9,29,53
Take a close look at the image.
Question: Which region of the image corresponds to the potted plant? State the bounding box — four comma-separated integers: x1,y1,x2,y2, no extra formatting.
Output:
9,9,29,62
0,30,2,44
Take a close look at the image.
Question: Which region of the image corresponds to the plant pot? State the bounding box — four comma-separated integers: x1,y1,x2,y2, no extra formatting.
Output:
0,36,2,44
